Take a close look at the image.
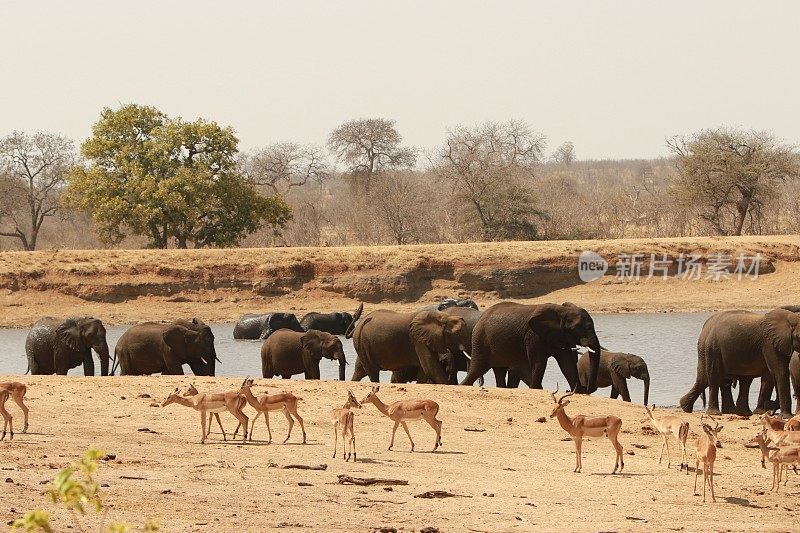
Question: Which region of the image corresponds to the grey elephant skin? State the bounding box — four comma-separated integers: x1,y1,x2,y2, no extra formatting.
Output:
233,313,304,340
115,319,217,376
577,350,650,405
461,302,602,393
418,298,479,312
299,311,354,335
679,308,800,416
261,329,347,380
392,306,480,384
352,310,465,384
26,317,110,376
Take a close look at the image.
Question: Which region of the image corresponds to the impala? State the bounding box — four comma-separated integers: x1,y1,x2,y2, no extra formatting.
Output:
162,385,249,444
761,412,787,431
753,432,800,491
644,404,689,471
549,386,624,474
360,386,442,452
332,390,361,461
232,378,307,444
693,415,722,503
0,381,29,439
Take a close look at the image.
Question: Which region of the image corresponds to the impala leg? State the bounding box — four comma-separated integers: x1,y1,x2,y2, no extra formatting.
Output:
283,408,294,443
264,410,272,444
292,408,307,444
351,420,357,463
389,421,399,451
702,465,707,502
709,463,715,502
200,411,208,444
694,458,700,495
213,413,226,441
400,421,414,451
423,413,440,451
247,412,259,441
0,405,10,441
574,438,582,473
613,435,624,473
658,436,666,465
12,396,28,433
333,422,338,458
664,436,671,468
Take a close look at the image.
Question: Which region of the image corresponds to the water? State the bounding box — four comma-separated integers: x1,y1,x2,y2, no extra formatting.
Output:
0,311,746,409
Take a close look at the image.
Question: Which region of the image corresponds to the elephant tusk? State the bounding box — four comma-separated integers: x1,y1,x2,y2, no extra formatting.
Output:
461,350,471,360
584,346,596,353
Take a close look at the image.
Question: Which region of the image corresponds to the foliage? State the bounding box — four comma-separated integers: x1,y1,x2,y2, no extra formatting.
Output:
11,449,159,533
668,127,800,236
438,120,547,241
0,131,76,250
66,104,291,248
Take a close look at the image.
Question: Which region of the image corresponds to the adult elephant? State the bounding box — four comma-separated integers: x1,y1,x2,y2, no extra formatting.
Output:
115,318,218,376
261,329,347,380
352,310,466,384
25,317,110,376
299,311,354,335
392,306,480,384
679,308,800,416
577,350,650,405
460,302,602,393
418,298,480,312
233,313,304,340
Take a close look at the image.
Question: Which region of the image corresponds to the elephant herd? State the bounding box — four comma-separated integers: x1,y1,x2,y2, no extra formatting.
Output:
21,301,800,418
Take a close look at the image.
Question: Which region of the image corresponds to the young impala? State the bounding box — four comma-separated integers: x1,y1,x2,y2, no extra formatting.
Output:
549,386,624,474
162,385,249,444
693,415,722,503
0,381,29,440
332,390,361,461
644,404,689,471
232,378,307,444
753,432,800,491
360,386,442,452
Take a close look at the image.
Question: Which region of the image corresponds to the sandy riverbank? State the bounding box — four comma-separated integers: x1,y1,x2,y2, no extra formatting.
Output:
0,376,796,532
0,236,798,327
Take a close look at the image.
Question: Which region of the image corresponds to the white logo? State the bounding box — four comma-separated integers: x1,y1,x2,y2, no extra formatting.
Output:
578,250,607,283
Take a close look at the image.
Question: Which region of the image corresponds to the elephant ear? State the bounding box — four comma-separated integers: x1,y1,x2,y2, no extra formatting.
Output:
410,311,448,353
163,325,196,352
528,306,567,348
300,331,323,361
764,309,795,357
610,356,633,378
56,319,84,352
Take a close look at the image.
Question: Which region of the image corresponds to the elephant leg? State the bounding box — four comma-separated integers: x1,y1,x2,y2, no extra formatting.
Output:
163,359,185,375
493,367,508,388
610,387,619,399
720,382,736,414
506,368,521,388
756,372,775,414
707,385,721,415
735,377,754,416
554,351,580,393
350,359,367,382
82,350,95,376
529,358,547,390
764,349,793,417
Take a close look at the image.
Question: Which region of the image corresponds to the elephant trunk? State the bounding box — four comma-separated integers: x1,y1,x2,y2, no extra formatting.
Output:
642,374,650,407
582,337,602,394
96,339,111,376
207,345,217,376
336,348,347,381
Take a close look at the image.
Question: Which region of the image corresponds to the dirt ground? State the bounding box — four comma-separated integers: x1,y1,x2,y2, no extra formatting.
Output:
0,376,797,532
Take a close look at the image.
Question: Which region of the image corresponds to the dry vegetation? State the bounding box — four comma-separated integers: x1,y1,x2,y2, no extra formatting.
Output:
0,236,797,327
1,376,797,532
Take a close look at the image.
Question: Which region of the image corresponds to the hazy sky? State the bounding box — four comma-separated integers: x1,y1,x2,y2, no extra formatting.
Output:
1,1,799,160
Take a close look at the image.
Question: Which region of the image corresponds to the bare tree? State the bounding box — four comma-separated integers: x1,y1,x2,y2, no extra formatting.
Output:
438,120,547,241
0,131,75,250
553,141,576,165
668,127,800,236
327,118,415,189
371,172,428,245
241,142,328,195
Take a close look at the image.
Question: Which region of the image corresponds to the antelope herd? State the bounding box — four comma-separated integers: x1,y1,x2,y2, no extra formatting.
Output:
6,378,800,504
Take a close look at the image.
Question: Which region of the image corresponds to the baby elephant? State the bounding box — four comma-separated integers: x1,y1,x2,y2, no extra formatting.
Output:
262,329,348,380
578,350,650,405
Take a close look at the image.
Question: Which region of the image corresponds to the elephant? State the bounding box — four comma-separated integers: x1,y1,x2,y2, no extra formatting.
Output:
115,318,218,376
299,311,355,335
351,310,466,384
679,308,800,416
25,317,110,376
460,302,603,393
391,306,480,384
233,313,304,340
577,350,650,405
418,298,479,312
261,329,347,380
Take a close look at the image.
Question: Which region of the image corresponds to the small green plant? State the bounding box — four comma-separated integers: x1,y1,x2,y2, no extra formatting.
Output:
11,449,159,533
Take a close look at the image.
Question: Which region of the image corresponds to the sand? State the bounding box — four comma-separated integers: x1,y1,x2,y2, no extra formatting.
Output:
0,376,796,532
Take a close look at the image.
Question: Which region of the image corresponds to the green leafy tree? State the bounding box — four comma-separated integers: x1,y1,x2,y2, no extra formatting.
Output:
67,104,291,248
11,449,159,532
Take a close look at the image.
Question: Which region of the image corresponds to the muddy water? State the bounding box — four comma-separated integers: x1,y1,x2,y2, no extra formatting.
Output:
0,312,752,409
